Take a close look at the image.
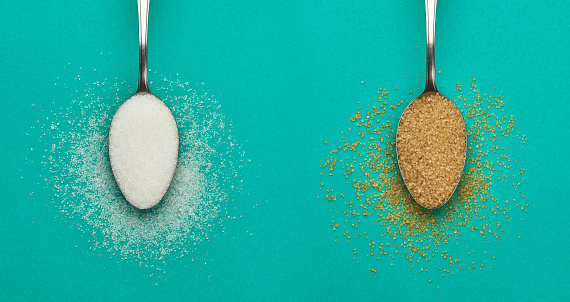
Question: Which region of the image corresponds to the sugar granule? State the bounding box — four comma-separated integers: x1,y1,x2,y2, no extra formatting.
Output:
396,92,467,209
35,69,243,269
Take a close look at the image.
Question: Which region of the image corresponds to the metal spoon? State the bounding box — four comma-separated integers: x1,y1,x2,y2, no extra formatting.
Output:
395,0,467,209
108,0,179,210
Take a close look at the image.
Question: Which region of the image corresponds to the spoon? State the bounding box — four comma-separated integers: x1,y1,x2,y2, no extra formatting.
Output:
395,0,467,209
108,0,179,210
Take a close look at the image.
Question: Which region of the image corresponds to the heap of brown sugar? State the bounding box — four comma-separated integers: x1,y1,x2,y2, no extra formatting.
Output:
396,92,467,208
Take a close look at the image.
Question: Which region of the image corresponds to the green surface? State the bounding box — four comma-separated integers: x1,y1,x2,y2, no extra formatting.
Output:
0,0,568,301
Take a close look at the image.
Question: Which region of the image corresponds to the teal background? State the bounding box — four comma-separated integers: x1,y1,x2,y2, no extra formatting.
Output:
1,0,568,301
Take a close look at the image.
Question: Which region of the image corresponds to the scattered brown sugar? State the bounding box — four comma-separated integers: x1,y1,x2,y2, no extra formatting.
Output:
318,78,531,285
396,93,467,209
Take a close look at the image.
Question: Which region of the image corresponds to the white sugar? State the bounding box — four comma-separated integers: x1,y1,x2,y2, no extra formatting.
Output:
109,93,179,209
37,70,242,269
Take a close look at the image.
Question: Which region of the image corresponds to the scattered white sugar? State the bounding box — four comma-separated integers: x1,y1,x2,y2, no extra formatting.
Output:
34,67,243,270
109,93,179,209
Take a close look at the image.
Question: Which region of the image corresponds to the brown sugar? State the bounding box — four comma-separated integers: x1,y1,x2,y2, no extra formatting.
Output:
396,93,467,209
318,79,531,282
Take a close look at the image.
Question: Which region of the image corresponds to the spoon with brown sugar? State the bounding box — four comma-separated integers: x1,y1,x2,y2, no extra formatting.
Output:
396,0,467,209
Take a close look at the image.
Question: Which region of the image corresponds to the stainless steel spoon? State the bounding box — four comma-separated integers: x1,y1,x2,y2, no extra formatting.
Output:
395,0,467,209
108,0,179,210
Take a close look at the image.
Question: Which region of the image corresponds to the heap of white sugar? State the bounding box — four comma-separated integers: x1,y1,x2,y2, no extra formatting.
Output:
109,93,179,209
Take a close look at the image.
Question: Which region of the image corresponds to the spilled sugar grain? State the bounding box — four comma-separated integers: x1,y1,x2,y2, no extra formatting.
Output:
34,69,243,270
318,78,532,284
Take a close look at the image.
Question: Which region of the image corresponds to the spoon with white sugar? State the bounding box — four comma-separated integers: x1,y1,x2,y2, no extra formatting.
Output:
395,0,467,209
108,0,179,210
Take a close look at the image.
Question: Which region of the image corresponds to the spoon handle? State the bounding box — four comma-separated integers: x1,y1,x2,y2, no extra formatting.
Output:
425,0,438,92
137,0,150,93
